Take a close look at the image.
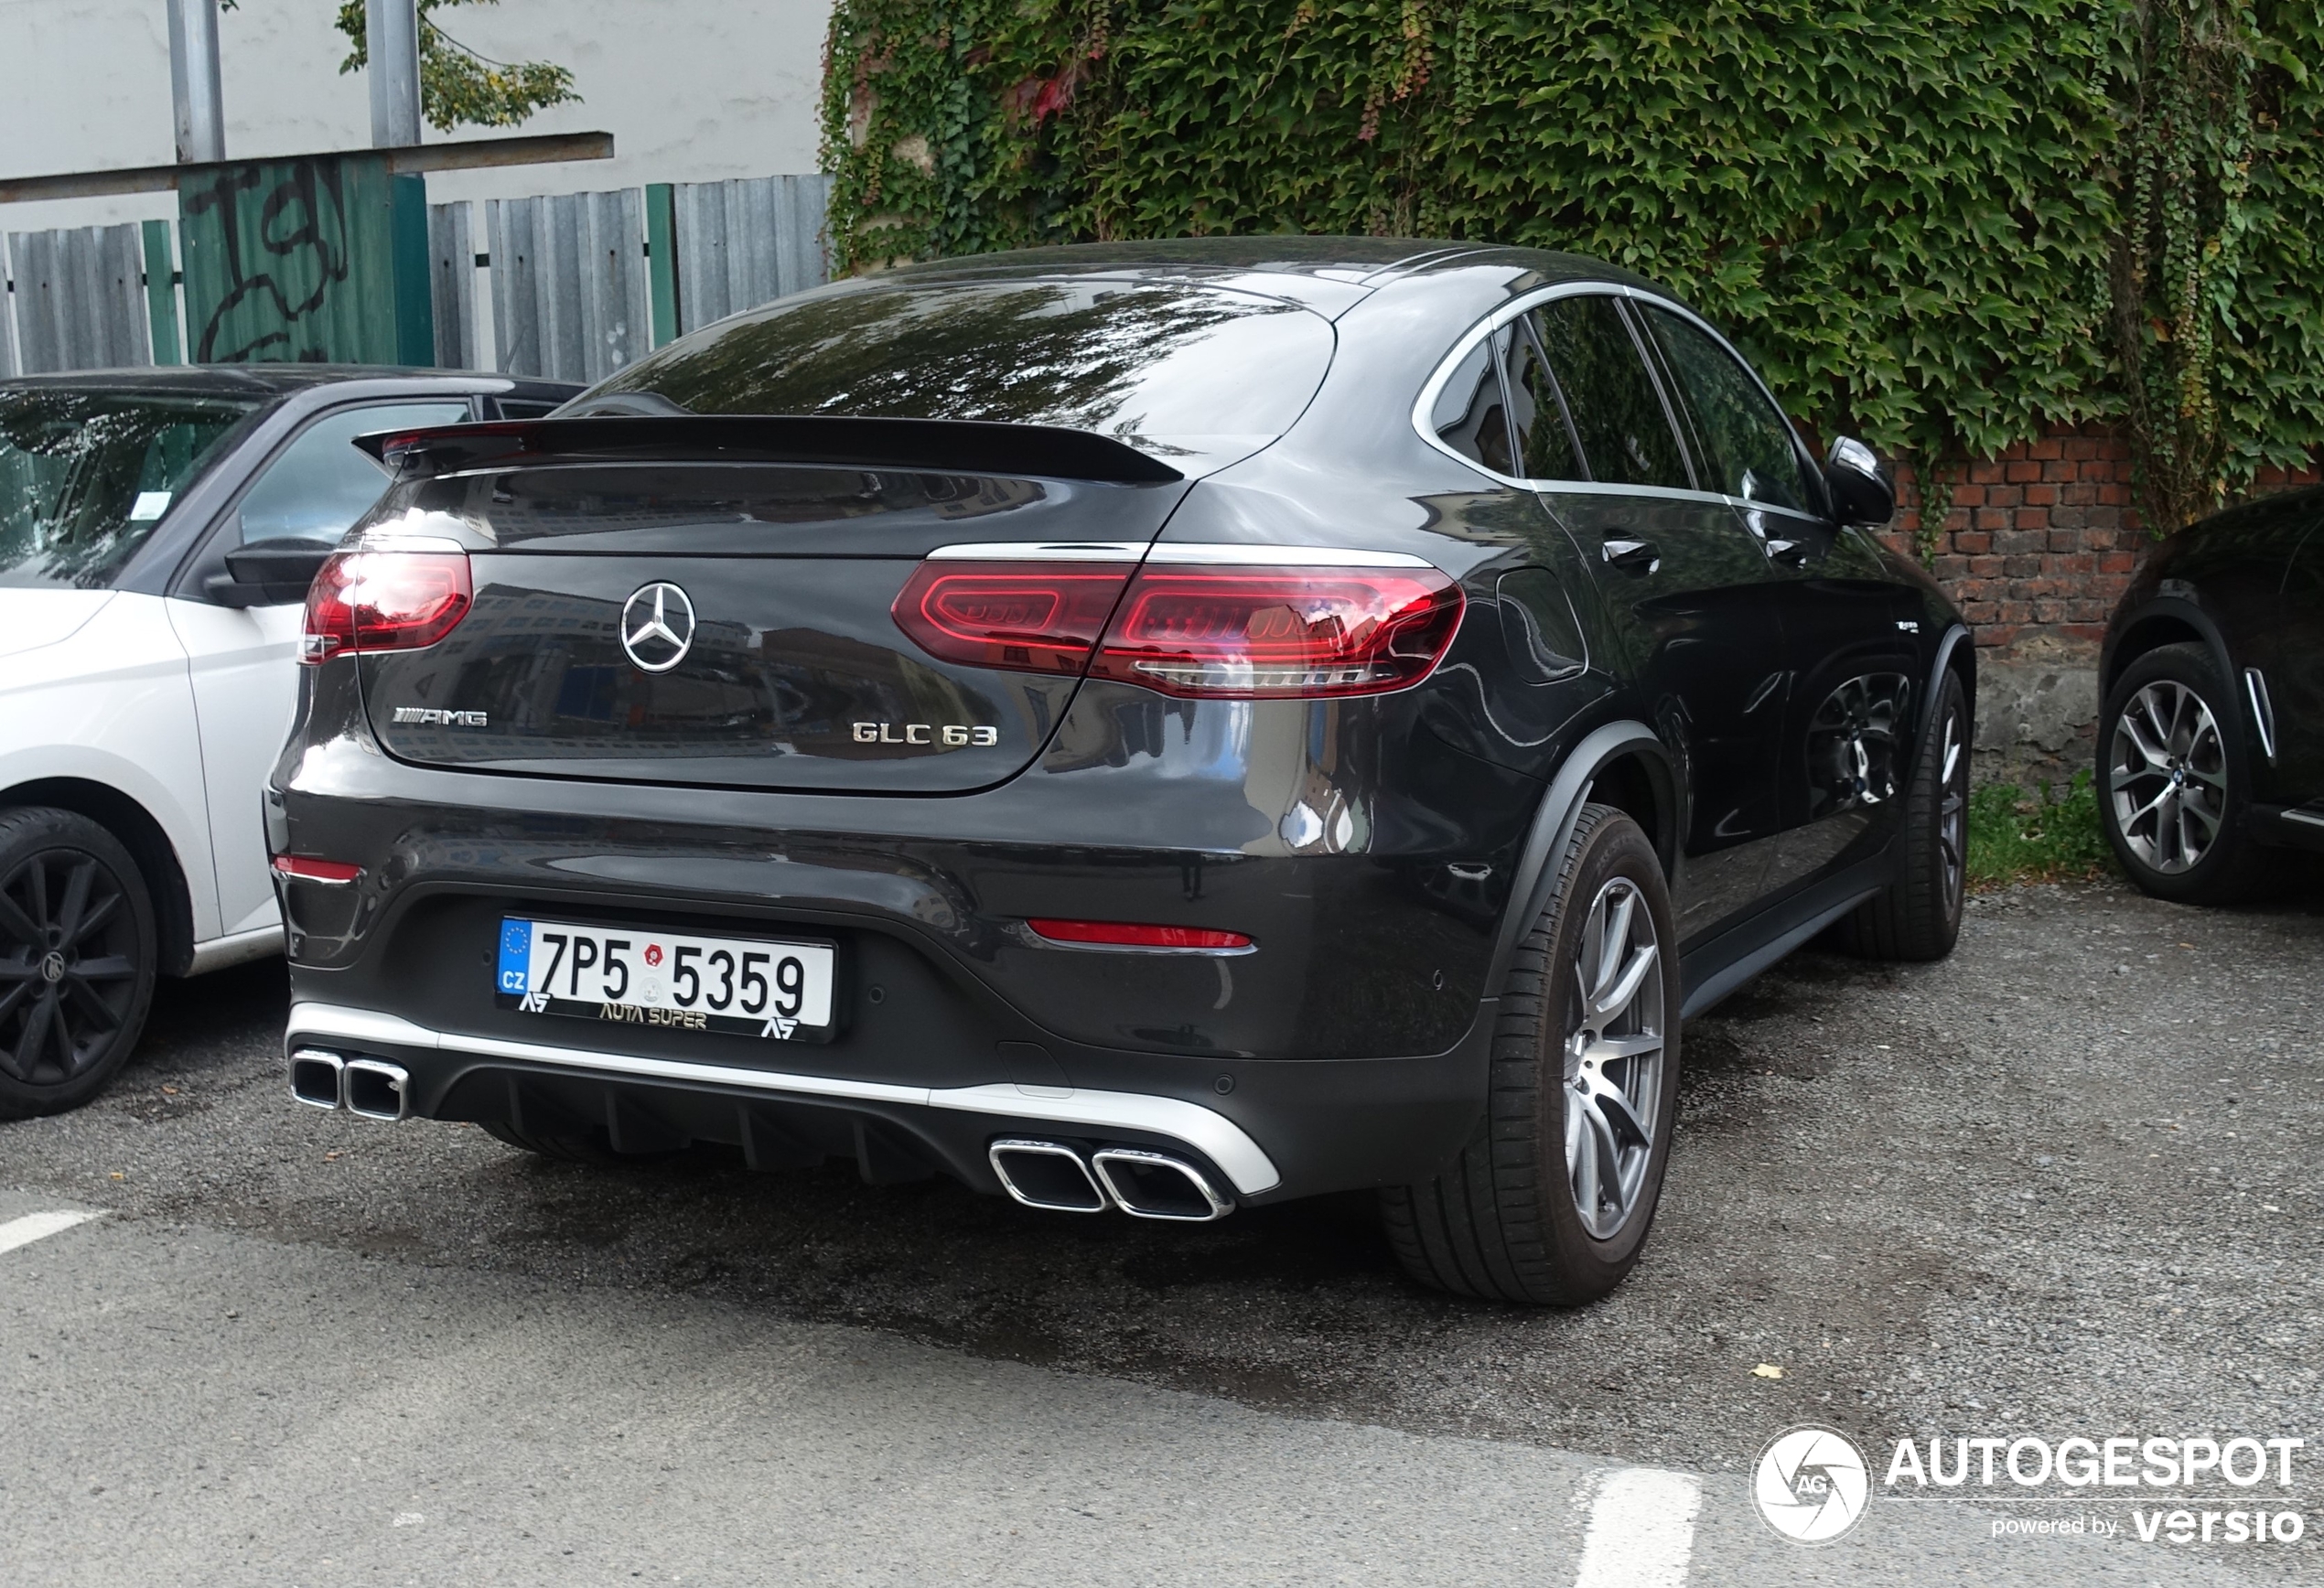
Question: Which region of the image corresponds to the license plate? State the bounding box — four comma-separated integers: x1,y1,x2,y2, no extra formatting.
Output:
495,917,837,1042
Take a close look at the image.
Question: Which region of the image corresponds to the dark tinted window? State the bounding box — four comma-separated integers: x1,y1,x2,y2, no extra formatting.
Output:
1429,329,1513,475
1528,296,1691,491
0,387,263,589
1504,317,1583,481
1639,306,1813,512
588,281,1336,472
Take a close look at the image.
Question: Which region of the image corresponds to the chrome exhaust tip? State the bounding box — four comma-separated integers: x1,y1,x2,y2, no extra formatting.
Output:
341,1058,411,1121
1091,1148,1233,1221
988,1139,1109,1213
289,1048,346,1111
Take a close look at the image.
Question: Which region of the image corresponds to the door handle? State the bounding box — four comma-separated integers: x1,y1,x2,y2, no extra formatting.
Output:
1601,538,1661,574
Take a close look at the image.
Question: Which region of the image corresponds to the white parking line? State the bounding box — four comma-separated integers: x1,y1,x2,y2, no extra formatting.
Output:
0,1210,102,1255
1574,1466,1702,1588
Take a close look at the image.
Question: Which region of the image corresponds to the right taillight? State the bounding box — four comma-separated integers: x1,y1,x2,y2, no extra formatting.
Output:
302,550,473,664
891,553,1464,700
890,560,1136,675
1092,564,1462,698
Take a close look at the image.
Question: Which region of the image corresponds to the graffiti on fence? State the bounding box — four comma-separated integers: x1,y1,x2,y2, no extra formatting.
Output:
178,154,429,365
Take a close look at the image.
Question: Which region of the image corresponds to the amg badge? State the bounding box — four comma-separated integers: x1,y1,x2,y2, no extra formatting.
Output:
853,722,999,747
393,707,489,727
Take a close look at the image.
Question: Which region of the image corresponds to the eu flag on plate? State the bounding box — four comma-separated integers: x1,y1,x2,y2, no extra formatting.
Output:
497,918,532,993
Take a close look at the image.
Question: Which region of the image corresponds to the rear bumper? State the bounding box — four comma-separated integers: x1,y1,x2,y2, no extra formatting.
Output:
284,996,1494,1204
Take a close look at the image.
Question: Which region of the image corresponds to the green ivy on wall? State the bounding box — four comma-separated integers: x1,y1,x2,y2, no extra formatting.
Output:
821,2,2324,528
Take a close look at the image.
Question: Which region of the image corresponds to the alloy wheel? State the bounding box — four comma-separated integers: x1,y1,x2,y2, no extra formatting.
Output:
2107,680,2226,874
1563,875,1666,1240
1937,704,1967,907
0,848,141,1086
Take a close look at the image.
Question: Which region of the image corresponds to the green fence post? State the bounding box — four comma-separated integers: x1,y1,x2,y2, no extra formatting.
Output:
141,220,181,365
389,172,436,366
646,183,679,347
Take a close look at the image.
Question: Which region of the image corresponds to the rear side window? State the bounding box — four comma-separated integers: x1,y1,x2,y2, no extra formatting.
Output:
1429,329,1514,475
1528,295,1691,491
1638,306,1814,513
236,400,472,545
1503,317,1583,482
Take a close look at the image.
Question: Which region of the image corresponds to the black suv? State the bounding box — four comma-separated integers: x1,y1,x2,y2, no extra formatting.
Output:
269,241,1971,1304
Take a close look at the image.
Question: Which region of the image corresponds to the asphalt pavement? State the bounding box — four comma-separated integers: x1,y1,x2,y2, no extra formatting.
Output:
2,878,2318,1584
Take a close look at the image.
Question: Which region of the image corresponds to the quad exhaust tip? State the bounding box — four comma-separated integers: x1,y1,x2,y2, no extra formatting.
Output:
989,1139,1108,1213
289,1048,346,1110
342,1058,411,1121
989,1139,1233,1221
1092,1147,1234,1221
290,1048,410,1121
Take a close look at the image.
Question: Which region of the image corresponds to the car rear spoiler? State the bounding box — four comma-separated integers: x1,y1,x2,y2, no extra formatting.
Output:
353,413,1187,485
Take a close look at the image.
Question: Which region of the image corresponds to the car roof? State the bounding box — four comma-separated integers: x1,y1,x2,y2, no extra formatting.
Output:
0,364,576,399
841,237,1668,312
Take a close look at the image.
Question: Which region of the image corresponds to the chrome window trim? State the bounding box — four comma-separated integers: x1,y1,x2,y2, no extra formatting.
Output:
926,541,1147,561
285,1000,1283,1194
1146,542,1434,567
1410,281,1828,523
926,541,1435,569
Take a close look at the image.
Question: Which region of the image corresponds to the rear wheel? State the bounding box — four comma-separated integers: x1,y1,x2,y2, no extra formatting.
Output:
1833,670,1968,960
0,807,158,1119
2097,642,2267,904
1381,805,1680,1306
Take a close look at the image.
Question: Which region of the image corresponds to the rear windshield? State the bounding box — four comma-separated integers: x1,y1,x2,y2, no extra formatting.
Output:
586,280,1336,473
0,387,263,589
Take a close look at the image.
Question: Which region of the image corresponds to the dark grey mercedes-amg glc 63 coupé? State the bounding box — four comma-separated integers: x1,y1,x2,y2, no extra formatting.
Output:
268,239,1972,1304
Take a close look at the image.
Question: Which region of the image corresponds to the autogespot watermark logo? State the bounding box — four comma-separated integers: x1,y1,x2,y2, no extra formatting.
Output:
1754,1425,1872,1543
1883,1433,2308,1547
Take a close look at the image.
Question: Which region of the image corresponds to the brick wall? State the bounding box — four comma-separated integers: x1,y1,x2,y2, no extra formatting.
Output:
1880,424,2142,654
1872,425,2321,784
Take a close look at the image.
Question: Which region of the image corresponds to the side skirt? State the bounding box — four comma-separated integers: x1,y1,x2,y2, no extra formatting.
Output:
1676,853,1890,1019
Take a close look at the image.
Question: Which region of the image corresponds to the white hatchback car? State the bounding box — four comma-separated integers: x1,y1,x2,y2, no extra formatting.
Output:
0,366,576,1116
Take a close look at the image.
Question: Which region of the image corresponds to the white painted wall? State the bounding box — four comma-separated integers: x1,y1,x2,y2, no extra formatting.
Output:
0,0,834,232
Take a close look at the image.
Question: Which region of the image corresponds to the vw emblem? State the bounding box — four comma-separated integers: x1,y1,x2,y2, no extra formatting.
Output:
620,582,696,672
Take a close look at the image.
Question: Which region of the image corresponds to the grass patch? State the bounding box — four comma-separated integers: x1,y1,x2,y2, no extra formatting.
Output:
1965,770,2115,890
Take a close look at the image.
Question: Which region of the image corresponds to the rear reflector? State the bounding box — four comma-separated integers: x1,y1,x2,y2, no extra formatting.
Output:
890,557,1463,698
1027,918,1253,950
302,550,473,663
273,855,362,884
890,561,1135,675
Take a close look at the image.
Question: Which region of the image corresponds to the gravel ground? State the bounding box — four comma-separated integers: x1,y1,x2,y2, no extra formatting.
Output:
4,877,2319,1576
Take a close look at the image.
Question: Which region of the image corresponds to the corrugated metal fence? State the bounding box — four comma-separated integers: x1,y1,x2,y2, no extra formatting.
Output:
672,175,832,334
0,173,831,379
2,224,150,375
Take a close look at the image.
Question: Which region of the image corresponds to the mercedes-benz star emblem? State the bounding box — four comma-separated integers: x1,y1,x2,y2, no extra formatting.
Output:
620,582,696,672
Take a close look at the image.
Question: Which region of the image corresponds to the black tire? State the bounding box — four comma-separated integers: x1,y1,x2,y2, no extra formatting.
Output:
1832,669,1969,960
0,807,158,1119
2096,642,2270,905
1380,804,1680,1306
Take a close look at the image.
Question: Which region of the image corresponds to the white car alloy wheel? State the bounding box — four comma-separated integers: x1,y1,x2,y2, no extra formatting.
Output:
1563,874,1667,1240
2107,678,2228,874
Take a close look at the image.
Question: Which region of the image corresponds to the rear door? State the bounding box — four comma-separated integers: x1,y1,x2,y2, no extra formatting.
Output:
1633,303,1922,896
1520,294,1793,939
360,459,1190,793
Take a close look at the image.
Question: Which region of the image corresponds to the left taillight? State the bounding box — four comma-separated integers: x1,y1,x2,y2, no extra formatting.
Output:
301,550,472,664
